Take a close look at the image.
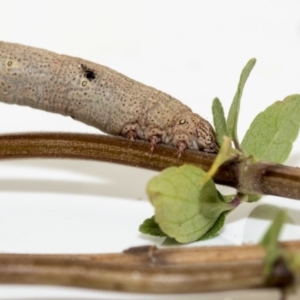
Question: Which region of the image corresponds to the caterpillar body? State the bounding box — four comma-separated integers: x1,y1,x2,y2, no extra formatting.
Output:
0,41,218,155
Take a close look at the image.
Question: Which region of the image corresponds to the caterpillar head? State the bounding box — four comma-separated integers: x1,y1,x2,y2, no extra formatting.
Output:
172,112,219,154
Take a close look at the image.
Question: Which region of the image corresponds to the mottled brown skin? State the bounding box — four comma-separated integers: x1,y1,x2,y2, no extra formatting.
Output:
0,41,218,155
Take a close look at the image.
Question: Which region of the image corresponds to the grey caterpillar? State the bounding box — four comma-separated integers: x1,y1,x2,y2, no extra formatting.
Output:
0,41,218,155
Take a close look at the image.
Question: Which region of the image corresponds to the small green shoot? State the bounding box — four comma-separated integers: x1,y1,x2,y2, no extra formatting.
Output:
140,139,235,243
260,210,296,292
260,210,287,271
141,58,300,245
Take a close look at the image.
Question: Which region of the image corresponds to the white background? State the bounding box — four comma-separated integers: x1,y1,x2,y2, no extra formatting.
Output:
0,0,300,299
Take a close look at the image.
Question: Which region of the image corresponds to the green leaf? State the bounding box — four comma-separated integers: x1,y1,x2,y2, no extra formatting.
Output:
241,95,300,164
199,210,228,240
227,58,256,149
162,211,228,243
139,216,167,237
212,97,228,146
146,165,232,243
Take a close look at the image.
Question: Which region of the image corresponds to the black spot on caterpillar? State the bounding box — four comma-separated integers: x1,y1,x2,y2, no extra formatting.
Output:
81,64,96,81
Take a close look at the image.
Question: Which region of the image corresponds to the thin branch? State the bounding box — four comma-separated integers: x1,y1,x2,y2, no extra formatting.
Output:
0,242,299,293
0,132,299,199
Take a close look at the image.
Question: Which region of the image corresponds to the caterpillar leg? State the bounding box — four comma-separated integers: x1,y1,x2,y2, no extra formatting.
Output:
144,127,166,152
121,123,142,142
176,141,187,158
124,130,137,141
149,135,162,151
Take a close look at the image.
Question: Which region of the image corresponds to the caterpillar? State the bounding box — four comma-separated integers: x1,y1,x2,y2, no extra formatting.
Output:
0,41,218,156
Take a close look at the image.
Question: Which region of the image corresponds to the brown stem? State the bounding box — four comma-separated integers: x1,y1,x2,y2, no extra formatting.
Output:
0,242,299,293
0,132,299,199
